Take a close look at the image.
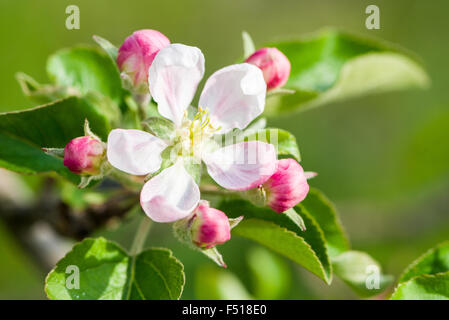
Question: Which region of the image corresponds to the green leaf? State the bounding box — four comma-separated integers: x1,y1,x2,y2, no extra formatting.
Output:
299,188,350,257
241,128,301,161
390,241,449,300
0,97,112,147
0,132,77,182
195,265,252,300
47,47,123,106
126,248,185,300
332,251,394,297
391,272,449,300
399,241,449,283
0,97,113,180
265,29,429,115
93,35,119,63
218,199,332,284
45,237,185,300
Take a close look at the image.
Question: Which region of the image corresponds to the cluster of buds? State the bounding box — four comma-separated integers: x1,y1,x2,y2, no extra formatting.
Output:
57,30,302,260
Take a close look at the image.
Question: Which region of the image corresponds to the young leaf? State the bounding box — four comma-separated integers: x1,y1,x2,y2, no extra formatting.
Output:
93,35,119,63
201,247,227,268
15,72,75,104
265,29,429,116
390,272,449,300
241,128,301,161
47,46,123,106
45,237,185,300
218,199,332,284
299,188,350,257
332,251,394,297
242,31,256,58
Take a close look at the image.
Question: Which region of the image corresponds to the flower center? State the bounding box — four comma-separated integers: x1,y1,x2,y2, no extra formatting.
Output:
174,107,221,158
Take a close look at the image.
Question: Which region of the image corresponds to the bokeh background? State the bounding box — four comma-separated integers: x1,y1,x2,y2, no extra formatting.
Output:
0,0,448,299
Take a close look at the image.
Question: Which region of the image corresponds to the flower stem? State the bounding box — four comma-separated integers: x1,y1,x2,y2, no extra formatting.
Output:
130,217,152,255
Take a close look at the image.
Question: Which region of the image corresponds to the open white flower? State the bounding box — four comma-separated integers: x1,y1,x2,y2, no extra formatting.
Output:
107,44,277,223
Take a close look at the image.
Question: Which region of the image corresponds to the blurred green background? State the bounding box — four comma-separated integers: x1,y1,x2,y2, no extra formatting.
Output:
0,0,448,299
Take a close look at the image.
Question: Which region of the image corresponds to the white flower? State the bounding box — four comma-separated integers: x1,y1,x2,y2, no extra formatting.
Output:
107,44,277,223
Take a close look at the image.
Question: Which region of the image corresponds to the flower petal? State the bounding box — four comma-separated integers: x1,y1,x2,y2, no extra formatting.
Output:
140,161,200,222
107,129,167,176
203,141,277,190
148,44,205,126
199,63,266,133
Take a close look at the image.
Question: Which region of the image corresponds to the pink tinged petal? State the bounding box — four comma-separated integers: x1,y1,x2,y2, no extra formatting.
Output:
264,159,309,213
148,44,205,126
117,29,170,87
140,161,200,222
107,129,167,176
199,63,266,133
203,141,277,191
245,47,291,90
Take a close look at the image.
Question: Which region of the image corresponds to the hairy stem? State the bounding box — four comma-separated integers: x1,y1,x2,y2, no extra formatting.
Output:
130,217,152,255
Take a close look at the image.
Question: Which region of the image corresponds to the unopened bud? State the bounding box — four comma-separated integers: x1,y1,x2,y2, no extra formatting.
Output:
190,201,231,249
263,158,309,213
117,29,170,92
63,136,105,175
245,47,291,90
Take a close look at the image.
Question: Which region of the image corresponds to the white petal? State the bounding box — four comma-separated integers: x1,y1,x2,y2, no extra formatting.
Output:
203,141,277,191
199,63,266,133
148,44,205,126
107,129,167,176
140,161,200,222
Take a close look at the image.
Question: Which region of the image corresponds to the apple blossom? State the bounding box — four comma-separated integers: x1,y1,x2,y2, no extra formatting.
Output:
63,136,105,175
107,43,277,223
117,29,170,91
245,47,291,90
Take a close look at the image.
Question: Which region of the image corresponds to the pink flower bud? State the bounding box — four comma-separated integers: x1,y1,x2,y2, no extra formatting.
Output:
63,136,105,175
245,47,291,90
263,158,309,213
117,29,170,90
191,202,231,249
